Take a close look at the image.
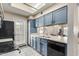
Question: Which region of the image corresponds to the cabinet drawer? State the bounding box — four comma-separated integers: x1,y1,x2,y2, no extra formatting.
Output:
40,38,47,44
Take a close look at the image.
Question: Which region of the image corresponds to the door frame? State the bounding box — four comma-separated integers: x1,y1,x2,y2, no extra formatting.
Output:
67,3,79,56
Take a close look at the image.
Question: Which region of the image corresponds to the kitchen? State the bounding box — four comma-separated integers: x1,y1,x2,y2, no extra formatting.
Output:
28,5,68,56
0,3,79,56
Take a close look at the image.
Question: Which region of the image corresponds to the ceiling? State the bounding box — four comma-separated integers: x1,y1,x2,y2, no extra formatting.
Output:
24,3,46,10
2,3,54,17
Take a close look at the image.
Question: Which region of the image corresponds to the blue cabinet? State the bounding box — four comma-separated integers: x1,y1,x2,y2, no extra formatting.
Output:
32,36,34,48
31,36,41,53
39,16,44,27
35,37,37,49
31,37,48,56
40,44,47,56
35,6,67,27
36,16,44,27
30,20,37,33
44,12,53,26
30,20,36,28
30,28,37,33
35,18,39,27
53,6,67,24
31,36,37,49
40,38,48,56
36,37,40,52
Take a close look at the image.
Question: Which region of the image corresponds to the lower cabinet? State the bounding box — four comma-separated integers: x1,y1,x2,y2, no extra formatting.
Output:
40,38,47,56
35,37,37,50
32,37,34,48
31,36,37,49
40,43,47,56
31,36,67,56
31,36,47,56
36,37,40,52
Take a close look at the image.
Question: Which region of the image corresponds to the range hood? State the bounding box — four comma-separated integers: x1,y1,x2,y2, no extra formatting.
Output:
0,3,4,28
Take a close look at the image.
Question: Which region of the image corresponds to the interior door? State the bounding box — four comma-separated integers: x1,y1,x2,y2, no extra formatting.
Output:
14,21,26,48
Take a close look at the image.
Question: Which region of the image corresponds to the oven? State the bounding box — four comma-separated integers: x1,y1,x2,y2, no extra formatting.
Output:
47,40,67,56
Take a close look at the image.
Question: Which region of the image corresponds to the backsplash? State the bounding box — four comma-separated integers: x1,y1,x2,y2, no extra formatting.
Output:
44,25,61,35
37,24,68,36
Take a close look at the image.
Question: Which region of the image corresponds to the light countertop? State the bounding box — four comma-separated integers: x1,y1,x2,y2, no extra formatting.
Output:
31,33,67,44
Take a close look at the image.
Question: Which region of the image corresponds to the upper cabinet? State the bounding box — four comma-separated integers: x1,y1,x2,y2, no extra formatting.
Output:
30,20,37,33
35,18,39,27
36,16,44,27
35,6,67,27
39,16,44,27
44,12,53,26
30,20,36,28
53,6,67,25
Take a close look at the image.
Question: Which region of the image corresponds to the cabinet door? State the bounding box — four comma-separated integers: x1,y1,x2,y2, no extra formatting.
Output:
35,37,37,50
39,16,44,27
43,45,47,56
40,39,47,56
53,6,67,24
32,37,35,48
30,20,37,33
30,20,35,28
31,36,37,49
30,20,33,28
35,18,39,27
44,12,53,26
37,38,40,52
40,43,47,56
30,28,37,33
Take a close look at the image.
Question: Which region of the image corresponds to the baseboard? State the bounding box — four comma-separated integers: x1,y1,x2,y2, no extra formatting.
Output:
19,43,27,47
14,43,27,49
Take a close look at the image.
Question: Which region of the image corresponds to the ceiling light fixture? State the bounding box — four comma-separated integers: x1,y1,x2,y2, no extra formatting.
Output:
24,3,46,10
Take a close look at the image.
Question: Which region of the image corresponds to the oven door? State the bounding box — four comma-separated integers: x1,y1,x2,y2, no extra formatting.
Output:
47,40,67,56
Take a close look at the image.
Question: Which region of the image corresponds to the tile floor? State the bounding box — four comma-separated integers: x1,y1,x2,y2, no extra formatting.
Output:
0,46,41,56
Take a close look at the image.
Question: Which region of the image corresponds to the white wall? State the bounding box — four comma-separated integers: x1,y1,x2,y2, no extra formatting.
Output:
3,12,27,48
77,5,79,55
